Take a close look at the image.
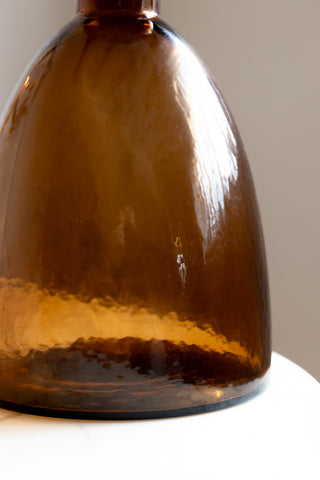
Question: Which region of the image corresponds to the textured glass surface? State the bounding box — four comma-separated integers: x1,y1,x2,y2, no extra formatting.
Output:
0,0,271,419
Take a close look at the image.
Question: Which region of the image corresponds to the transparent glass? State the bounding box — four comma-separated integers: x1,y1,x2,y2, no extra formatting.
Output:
0,0,271,419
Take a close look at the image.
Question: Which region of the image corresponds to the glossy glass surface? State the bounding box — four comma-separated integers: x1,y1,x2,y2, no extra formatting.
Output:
0,2,271,418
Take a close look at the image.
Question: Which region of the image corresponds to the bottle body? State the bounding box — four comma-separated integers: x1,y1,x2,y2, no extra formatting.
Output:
0,13,271,418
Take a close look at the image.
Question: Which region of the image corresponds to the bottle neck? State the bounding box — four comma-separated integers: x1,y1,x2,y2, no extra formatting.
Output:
77,0,159,18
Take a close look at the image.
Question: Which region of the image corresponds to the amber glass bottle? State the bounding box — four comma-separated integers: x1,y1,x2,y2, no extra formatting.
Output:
0,0,271,419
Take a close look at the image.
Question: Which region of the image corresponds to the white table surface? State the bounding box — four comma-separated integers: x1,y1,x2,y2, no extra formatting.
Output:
0,352,318,480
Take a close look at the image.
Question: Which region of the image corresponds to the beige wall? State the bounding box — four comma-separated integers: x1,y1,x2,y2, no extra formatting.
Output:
0,0,319,379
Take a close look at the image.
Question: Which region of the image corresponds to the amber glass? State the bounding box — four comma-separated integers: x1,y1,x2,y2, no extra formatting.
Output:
0,0,271,419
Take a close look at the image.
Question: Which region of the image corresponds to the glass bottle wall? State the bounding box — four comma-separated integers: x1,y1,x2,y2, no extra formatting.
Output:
0,0,271,418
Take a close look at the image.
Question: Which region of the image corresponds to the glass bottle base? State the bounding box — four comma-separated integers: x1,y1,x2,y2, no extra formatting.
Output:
0,337,268,419
0,380,267,420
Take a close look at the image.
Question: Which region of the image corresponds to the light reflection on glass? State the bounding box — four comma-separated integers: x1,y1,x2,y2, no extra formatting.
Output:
175,237,187,286
24,76,31,89
171,35,239,258
215,389,223,399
